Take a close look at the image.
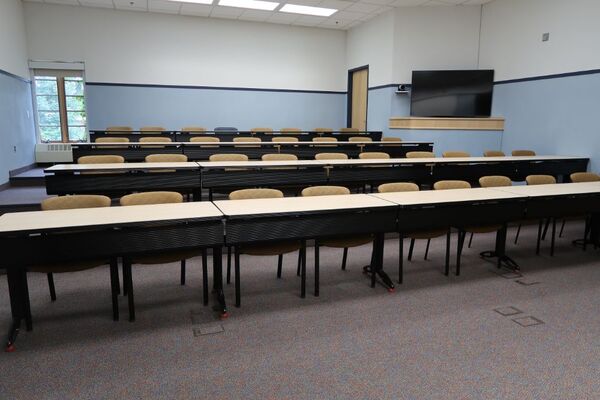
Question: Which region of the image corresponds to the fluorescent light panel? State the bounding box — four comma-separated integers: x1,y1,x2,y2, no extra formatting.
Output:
218,0,279,11
280,4,337,17
169,0,213,4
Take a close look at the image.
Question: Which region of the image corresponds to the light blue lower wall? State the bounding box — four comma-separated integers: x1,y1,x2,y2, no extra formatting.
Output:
86,84,347,131
493,72,600,172
367,86,503,156
0,71,36,185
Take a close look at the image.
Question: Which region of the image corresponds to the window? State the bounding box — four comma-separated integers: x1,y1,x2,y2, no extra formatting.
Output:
33,70,87,143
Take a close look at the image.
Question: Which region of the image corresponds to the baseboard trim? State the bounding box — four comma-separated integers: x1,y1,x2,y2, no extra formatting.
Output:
0,182,10,192
9,163,37,177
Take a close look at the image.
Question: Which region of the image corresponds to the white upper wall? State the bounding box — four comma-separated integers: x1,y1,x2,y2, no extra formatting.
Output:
346,12,395,88
23,2,347,92
0,0,29,78
480,0,600,81
392,6,481,84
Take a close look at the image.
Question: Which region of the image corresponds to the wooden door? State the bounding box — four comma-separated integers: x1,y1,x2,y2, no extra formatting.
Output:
350,68,368,130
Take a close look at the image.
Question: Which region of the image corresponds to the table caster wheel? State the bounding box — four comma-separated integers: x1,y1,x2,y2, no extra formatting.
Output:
387,287,395,293
5,344,15,353
220,312,229,320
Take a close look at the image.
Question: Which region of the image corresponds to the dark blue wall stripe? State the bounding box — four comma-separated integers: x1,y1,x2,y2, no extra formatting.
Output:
85,81,346,95
494,69,600,85
0,67,30,83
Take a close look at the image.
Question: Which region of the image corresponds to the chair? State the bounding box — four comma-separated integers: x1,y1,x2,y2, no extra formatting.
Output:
484,150,505,157
139,136,172,148
526,175,556,185
251,127,273,134
106,126,132,133
381,137,402,146
406,151,435,159
139,126,166,133
120,191,208,321
512,150,536,156
27,195,121,321
314,128,333,134
281,128,302,134
570,172,600,183
301,185,372,296
378,183,450,280
524,175,558,255
233,137,261,147
340,128,360,133
261,153,298,162
271,136,298,143
349,136,372,143
568,172,600,246
315,152,348,160
312,137,338,147
145,154,188,173
358,152,390,160
190,136,220,147
229,189,303,306
181,126,206,132
78,155,125,175
208,153,249,162
442,151,470,158
95,137,129,143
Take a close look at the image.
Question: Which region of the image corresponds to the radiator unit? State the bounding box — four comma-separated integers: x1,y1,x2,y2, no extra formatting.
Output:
35,143,73,163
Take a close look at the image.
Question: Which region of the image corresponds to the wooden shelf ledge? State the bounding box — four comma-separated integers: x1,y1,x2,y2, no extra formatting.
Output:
389,117,504,131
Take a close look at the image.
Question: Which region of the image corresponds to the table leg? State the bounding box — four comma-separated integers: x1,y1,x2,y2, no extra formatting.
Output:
480,224,520,271
212,246,228,319
5,266,25,352
363,233,395,292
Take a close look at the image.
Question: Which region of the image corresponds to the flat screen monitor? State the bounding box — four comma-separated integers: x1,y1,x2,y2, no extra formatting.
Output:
410,70,494,118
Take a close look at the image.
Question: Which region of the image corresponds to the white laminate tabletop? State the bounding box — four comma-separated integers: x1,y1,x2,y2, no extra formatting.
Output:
0,202,223,234
490,182,600,197
214,194,396,216
45,162,201,172
370,187,527,206
75,141,427,146
197,160,329,168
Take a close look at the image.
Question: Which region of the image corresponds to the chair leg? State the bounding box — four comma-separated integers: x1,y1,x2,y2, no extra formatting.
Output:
408,238,415,261
180,259,186,286
550,218,557,256
314,241,320,297
341,247,348,270
536,220,543,255
584,217,591,251
424,239,430,260
22,270,33,331
456,231,466,276
227,246,232,285
122,262,128,296
202,249,208,306
47,273,57,302
468,232,474,248
444,229,451,276
300,243,307,298
559,219,566,238
514,223,521,244
124,259,135,322
277,254,283,278
109,258,119,321
398,234,404,284
296,251,302,276
542,218,550,240
234,247,241,308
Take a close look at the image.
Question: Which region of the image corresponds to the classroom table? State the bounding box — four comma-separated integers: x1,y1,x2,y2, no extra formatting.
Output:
71,140,433,162
0,202,227,351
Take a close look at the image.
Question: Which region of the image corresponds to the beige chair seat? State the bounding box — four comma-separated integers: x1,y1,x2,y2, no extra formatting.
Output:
131,249,205,265
239,241,302,256
29,259,108,274
320,234,372,248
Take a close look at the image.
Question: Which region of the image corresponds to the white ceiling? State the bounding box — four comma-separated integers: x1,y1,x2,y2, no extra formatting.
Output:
23,0,494,30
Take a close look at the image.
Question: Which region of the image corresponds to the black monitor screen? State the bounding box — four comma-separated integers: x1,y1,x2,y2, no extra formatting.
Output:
410,70,494,118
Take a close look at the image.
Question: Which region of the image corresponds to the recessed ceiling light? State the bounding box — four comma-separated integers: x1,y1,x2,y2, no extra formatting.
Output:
218,0,279,11
168,0,214,4
279,4,337,17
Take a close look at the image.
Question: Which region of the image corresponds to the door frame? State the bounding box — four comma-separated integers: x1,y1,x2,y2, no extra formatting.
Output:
346,65,369,129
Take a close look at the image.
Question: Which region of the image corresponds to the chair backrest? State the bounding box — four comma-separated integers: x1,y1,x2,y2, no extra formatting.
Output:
526,175,556,185
301,185,350,197
139,137,172,143
442,151,470,158
570,172,600,183
233,137,261,143
479,175,512,187
340,128,360,133
315,152,348,160
433,180,472,190
314,128,333,133
271,136,298,143
280,128,302,134
349,136,372,142
406,151,434,159
209,153,249,162
214,127,238,133
229,188,283,200
106,126,132,133
261,153,298,161
312,137,337,143
145,154,188,163
358,152,390,160
251,127,273,134
139,126,166,133
95,137,129,143
484,150,506,157
78,155,125,164
377,182,419,193
190,136,220,143
41,195,111,211
120,191,183,206
512,149,536,156
182,126,206,132
381,137,402,142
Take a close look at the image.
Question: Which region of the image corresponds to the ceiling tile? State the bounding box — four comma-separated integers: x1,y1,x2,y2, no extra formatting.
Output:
210,5,245,17
292,15,327,26
344,2,381,13
114,0,149,11
44,0,81,5
237,9,273,21
332,9,370,21
179,3,213,16
360,0,396,5
149,0,182,13
286,0,323,6
389,0,428,6
78,0,115,8
318,0,353,11
266,12,299,24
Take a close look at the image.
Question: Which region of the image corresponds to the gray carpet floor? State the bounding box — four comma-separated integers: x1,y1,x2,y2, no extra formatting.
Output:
0,222,598,399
